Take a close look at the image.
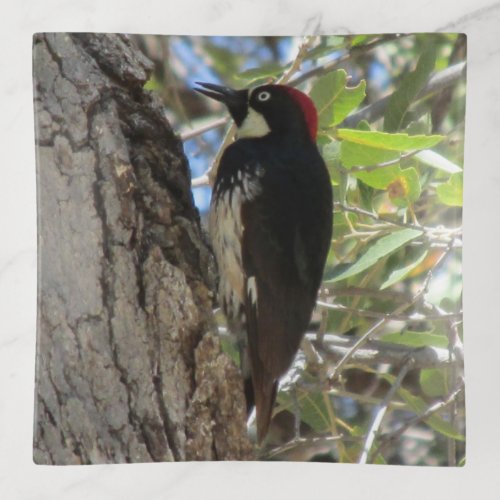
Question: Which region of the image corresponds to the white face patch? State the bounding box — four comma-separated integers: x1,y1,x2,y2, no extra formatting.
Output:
237,107,271,139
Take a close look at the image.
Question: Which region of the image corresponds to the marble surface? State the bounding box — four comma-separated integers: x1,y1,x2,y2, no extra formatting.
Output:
1,0,499,498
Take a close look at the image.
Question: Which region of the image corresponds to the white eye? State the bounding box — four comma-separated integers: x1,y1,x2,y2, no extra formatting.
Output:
257,91,271,102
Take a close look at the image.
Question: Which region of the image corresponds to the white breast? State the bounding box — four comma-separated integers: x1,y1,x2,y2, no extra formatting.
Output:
209,170,262,320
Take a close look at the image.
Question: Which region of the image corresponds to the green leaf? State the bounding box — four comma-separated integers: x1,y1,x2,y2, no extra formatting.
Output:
416,150,462,174
353,165,402,189
276,390,331,433
350,35,370,47
436,173,463,206
377,373,464,441
380,249,428,289
299,392,331,432
386,167,422,208
341,141,400,168
310,70,366,127
327,228,422,282
420,369,448,398
337,129,444,151
310,70,347,126
322,140,341,185
235,63,287,83
398,387,464,441
350,166,421,207
322,139,341,167
384,46,437,132
380,330,449,349
332,80,366,125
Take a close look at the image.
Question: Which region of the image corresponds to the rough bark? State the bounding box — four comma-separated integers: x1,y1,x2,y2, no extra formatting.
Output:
33,33,253,464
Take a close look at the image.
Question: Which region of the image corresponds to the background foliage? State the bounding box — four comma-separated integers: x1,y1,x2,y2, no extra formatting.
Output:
135,33,465,465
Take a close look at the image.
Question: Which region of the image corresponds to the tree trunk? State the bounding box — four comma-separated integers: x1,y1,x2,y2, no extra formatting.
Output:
33,33,252,464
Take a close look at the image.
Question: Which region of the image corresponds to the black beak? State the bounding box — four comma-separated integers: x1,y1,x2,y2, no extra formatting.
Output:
194,82,248,125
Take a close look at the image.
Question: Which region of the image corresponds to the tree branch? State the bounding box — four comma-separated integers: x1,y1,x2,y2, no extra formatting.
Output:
288,34,406,87
305,333,451,370
342,61,466,128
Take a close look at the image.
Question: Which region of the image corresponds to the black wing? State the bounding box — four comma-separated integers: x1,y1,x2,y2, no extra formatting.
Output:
240,150,332,441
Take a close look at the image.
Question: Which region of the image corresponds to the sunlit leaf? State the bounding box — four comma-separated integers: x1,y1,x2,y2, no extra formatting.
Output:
310,70,366,127
387,167,422,207
310,70,347,126
337,129,444,151
380,330,448,349
332,80,366,125
350,35,371,47
436,173,463,206
416,149,462,174
351,166,421,207
341,141,400,167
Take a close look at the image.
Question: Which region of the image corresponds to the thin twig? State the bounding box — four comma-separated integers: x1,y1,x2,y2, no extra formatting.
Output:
263,435,348,460
180,117,229,141
316,300,462,322
276,36,316,84
289,34,405,87
358,357,415,464
335,202,461,238
338,258,383,332
324,286,412,302
328,276,430,382
373,379,464,459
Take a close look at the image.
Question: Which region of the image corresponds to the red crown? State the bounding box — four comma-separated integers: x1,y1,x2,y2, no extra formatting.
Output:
282,86,318,141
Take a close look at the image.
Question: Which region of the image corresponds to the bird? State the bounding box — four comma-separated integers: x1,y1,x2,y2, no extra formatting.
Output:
194,81,333,443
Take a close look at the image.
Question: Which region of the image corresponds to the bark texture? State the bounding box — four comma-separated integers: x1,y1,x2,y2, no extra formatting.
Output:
33,33,253,464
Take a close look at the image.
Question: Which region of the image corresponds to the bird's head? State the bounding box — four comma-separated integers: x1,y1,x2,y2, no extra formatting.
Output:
194,82,318,143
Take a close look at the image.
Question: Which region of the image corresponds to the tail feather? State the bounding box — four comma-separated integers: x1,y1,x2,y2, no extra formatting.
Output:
244,376,255,415
253,378,278,444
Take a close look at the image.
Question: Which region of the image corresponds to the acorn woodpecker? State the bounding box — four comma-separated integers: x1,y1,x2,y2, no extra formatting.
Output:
195,82,333,443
